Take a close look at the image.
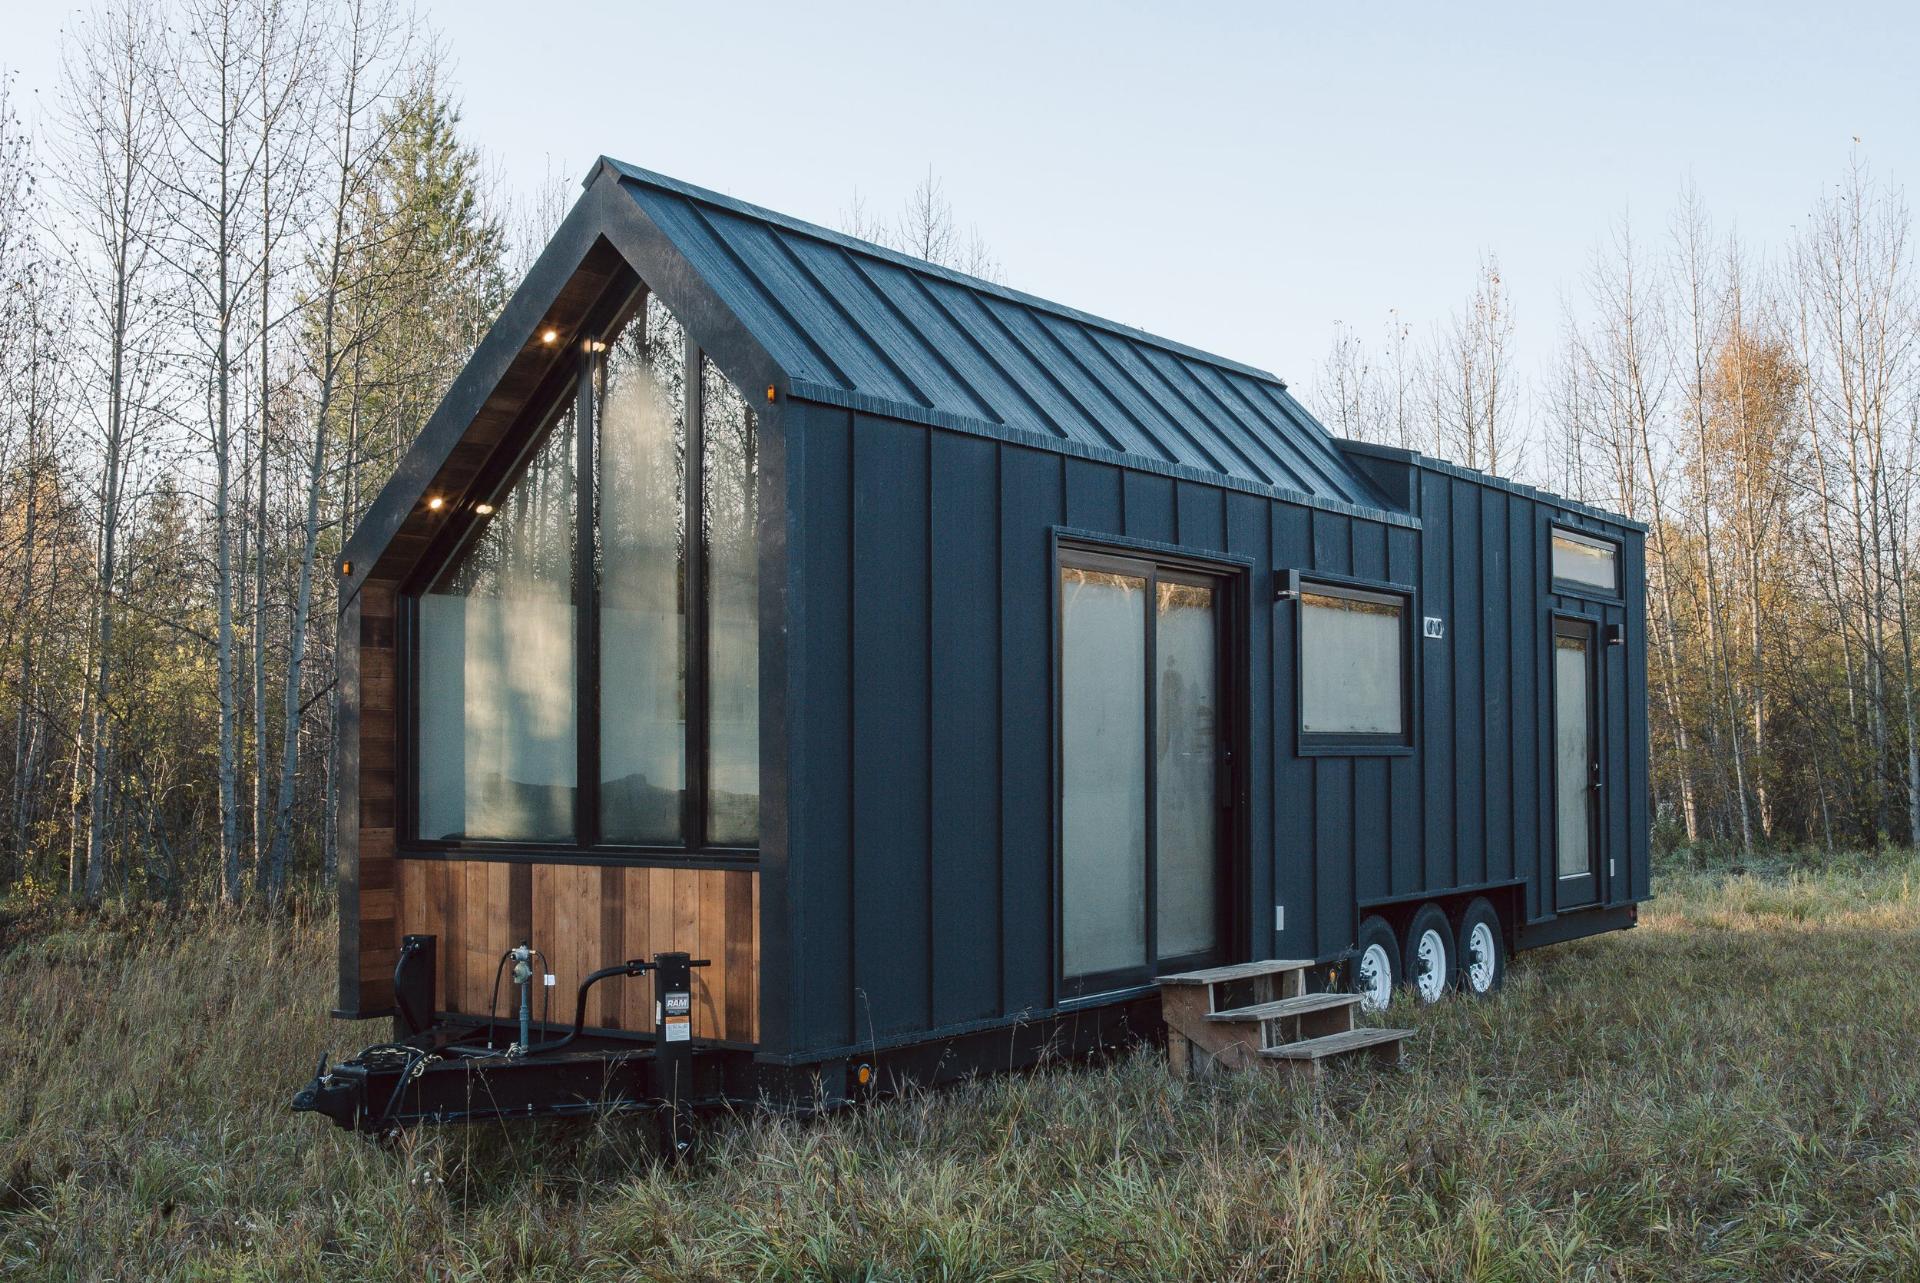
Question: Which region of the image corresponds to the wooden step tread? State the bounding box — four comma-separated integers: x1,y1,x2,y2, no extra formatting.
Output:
1206,992,1362,1022
1260,1027,1412,1061
1157,959,1316,986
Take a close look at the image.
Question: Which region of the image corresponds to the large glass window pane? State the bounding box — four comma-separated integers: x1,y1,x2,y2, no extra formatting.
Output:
1300,589,1404,736
704,356,759,845
597,296,688,844
1156,580,1217,959
418,404,578,841
1555,633,1593,878
1061,566,1148,979
1552,528,1617,593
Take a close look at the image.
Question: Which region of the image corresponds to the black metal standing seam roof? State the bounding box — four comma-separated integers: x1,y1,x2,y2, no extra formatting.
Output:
603,158,1395,517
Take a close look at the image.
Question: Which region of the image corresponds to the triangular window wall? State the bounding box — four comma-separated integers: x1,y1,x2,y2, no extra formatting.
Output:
414,286,758,854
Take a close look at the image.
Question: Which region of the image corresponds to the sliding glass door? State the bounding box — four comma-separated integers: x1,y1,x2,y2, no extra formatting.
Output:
1059,549,1231,993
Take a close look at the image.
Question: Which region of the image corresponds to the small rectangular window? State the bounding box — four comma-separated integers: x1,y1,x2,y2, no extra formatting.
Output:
1299,584,1407,746
1551,527,1618,595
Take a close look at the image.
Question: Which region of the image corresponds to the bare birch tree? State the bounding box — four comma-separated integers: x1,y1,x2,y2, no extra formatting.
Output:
263,0,412,900
51,0,172,901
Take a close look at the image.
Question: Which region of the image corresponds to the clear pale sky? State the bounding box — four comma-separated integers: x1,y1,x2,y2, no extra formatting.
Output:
7,0,1916,403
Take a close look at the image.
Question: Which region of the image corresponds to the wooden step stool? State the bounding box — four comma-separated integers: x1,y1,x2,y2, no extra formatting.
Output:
1157,959,1411,1079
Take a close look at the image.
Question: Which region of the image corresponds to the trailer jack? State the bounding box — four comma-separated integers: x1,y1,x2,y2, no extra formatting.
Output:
293,940,713,1156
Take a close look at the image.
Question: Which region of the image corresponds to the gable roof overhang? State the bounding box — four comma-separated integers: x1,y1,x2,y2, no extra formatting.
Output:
343,159,1424,603
339,166,785,602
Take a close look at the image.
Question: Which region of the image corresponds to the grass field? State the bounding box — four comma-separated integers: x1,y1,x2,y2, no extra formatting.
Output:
1,854,1917,1281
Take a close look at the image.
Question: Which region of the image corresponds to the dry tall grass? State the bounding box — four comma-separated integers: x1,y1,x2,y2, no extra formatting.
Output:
2,855,1917,1281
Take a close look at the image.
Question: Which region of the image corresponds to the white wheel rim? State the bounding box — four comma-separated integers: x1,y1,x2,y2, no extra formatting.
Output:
1414,929,1448,1003
1466,922,1496,993
1356,943,1393,1012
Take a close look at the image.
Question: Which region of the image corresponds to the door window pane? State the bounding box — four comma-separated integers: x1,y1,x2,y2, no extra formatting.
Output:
1061,567,1148,979
418,404,578,841
1555,632,1592,879
1156,580,1218,959
597,296,687,843
1300,589,1404,737
704,356,759,845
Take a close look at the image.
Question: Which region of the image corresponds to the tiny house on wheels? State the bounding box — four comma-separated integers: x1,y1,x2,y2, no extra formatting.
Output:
294,159,1649,1140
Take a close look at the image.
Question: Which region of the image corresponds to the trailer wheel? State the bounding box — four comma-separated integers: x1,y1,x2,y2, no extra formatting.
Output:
1457,897,1506,997
1351,916,1399,1013
1403,904,1455,1004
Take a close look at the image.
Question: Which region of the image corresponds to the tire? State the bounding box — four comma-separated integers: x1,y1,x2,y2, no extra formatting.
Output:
1456,897,1507,998
1351,915,1399,1013
1402,903,1455,1005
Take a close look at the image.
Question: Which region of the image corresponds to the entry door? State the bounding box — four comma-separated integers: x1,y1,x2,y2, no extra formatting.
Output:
1553,617,1602,907
1059,551,1231,993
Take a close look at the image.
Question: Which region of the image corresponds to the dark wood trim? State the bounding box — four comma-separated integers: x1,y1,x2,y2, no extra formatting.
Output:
576,340,600,847
753,394,794,1055
334,589,364,1014
394,847,757,871
685,336,709,850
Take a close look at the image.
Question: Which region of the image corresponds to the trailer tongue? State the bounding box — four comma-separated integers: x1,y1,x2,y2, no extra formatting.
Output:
294,938,714,1154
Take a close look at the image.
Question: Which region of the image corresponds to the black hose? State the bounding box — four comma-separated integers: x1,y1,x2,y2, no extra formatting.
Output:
533,949,553,1032
518,960,649,1057
483,950,511,1050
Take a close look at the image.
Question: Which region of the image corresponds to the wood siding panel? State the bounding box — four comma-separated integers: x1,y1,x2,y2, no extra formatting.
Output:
398,860,758,1043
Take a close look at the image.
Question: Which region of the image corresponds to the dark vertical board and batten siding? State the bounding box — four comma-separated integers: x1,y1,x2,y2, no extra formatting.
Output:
767,414,1648,1065
929,433,1002,1025
850,415,932,1039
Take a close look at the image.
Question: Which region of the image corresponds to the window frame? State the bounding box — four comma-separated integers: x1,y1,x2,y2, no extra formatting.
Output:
1293,576,1415,756
1549,524,1622,600
397,284,760,868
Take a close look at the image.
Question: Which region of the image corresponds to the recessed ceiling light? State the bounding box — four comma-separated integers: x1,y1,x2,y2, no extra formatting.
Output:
541,329,559,345
426,496,444,511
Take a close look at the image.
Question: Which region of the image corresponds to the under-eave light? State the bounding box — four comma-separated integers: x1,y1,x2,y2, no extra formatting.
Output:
426,496,444,511
541,328,560,345
474,502,494,516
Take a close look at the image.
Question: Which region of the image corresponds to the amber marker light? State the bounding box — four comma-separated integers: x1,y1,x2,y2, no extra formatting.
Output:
766,384,776,403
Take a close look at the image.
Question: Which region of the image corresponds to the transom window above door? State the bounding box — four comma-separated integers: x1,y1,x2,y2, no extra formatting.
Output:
410,289,760,856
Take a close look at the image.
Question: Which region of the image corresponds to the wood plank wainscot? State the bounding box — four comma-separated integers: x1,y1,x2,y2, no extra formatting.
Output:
395,860,760,1044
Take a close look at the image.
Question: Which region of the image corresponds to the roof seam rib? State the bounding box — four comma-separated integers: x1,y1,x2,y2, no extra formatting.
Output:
837,251,1007,425
762,233,937,411
897,270,1073,444
964,292,1142,458
1034,312,1233,474
680,201,859,392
